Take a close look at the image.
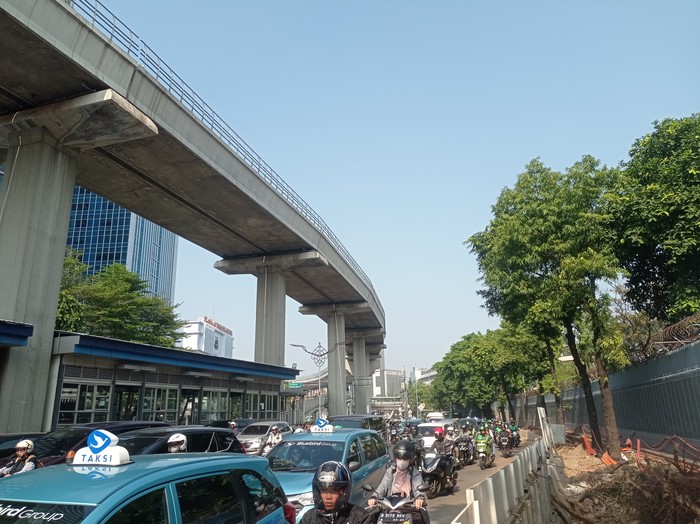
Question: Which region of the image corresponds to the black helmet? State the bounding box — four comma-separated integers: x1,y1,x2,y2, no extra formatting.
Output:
393,439,416,461
312,461,352,519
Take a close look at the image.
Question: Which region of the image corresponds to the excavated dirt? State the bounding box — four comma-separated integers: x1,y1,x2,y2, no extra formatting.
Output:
553,442,700,524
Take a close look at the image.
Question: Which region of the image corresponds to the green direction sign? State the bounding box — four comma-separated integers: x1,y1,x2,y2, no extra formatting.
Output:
286,381,302,389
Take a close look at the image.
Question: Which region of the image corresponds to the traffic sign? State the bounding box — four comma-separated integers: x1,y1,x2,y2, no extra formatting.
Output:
286,381,302,388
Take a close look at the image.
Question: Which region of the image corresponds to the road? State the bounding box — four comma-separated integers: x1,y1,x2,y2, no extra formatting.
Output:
418,443,528,523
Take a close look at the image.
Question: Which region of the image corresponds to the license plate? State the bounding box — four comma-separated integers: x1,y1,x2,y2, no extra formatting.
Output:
379,512,410,522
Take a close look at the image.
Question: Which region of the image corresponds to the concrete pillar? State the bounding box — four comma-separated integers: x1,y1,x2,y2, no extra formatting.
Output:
0,128,77,432
0,90,156,432
327,310,346,416
353,336,371,414
254,266,286,366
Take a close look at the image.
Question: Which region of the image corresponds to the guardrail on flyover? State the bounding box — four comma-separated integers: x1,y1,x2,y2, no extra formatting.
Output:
64,0,378,298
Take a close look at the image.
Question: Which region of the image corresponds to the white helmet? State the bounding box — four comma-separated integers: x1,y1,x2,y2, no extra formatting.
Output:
446,426,454,432
167,433,187,453
16,439,34,453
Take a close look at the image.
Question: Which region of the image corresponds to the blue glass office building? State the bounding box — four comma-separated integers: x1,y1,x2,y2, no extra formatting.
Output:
67,186,178,303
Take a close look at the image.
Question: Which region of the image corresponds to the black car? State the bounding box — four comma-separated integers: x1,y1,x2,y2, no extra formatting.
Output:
3,420,172,466
116,425,245,455
0,432,46,457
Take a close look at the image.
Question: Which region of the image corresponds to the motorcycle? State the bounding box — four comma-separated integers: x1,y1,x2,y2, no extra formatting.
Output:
421,452,457,499
498,433,513,458
389,428,399,444
367,494,430,524
456,437,475,466
362,485,431,524
475,439,495,470
512,429,521,447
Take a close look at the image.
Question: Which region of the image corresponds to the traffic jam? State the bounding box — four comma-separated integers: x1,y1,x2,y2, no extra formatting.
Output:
0,415,522,523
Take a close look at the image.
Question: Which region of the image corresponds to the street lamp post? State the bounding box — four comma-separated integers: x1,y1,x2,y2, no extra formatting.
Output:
290,342,339,419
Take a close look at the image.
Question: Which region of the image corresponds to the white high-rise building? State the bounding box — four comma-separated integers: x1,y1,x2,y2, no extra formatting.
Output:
181,316,234,359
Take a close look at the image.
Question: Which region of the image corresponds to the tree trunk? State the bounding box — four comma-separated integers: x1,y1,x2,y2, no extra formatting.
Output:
595,355,621,460
545,339,566,424
517,388,527,426
565,322,603,450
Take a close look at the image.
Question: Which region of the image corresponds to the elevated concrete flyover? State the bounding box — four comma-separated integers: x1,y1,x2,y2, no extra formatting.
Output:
0,0,384,429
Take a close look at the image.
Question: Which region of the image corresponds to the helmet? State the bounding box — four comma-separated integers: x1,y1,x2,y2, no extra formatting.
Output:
434,427,445,438
167,433,187,452
312,461,352,519
446,425,454,432
271,425,279,432
228,421,237,427
15,440,33,453
393,440,416,461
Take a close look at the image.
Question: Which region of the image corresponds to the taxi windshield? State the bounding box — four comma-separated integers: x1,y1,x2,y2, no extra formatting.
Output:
267,441,344,471
0,501,94,523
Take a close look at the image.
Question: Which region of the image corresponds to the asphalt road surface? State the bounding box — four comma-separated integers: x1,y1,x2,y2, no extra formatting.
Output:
418,443,530,523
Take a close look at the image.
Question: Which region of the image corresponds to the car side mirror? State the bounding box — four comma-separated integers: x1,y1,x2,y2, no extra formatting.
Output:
348,461,361,472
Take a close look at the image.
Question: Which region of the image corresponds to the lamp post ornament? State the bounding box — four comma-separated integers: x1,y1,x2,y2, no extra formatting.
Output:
290,342,341,419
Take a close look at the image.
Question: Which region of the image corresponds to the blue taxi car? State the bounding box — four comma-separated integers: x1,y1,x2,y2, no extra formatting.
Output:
0,429,294,524
265,424,390,522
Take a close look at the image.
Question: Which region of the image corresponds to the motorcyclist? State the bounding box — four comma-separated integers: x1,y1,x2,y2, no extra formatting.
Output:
368,440,426,510
261,425,283,453
167,433,187,453
300,461,373,524
444,426,457,445
475,427,493,461
0,440,38,477
427,428,455,479
509,419,521,446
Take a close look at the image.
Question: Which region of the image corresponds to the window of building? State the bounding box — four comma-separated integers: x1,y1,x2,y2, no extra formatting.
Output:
59,383,111,425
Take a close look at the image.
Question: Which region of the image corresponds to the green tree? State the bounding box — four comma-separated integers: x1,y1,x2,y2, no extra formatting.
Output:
468,156,626,458
56,251,185,347
610,115,700,322
55,249,89,332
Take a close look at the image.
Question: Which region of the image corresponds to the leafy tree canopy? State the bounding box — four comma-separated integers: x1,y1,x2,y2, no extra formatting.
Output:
56,251,185,347
610,114,700,321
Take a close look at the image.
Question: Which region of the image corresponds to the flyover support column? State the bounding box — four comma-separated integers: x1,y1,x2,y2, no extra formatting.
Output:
327,310,347,416
0,90,156,432
254,266,286,366
353,336,371,415
0,128,76,432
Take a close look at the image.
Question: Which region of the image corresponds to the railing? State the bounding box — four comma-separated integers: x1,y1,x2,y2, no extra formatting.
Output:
62,0,380,304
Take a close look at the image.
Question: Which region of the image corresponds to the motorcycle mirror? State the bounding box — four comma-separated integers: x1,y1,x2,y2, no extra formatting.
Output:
361,483,374,492
416,483,430,492
348,461,361,472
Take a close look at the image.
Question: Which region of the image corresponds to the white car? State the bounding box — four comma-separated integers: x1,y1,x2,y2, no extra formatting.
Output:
238,421,293,453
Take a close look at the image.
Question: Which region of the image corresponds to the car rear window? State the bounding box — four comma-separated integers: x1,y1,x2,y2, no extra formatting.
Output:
32,428,91,458
417,424,443,437
327,418,362,429
239,425,269,436
0,501,94,523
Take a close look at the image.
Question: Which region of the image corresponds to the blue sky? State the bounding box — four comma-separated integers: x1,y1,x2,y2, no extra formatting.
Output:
100,1,699,375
